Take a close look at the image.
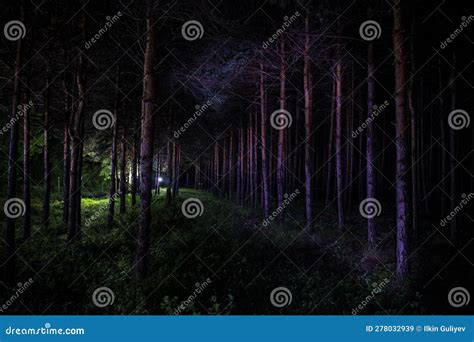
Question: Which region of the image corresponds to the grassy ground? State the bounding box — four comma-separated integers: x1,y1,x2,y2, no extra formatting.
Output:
1,187,450,314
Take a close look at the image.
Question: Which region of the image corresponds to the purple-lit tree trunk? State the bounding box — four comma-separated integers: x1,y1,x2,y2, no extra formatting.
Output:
260,63,270,218
134,0,156,278
335,59,345,230
276,37,286,224
367,43,376,248
393,0,410,278
325,78,335,205
303,16,313,229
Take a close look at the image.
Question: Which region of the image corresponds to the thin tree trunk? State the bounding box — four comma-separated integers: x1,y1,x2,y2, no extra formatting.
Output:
325,78,336,205
303,16,313,229
449,53,456,242
131,129,138,205
367,43,376,248
134,1,156,278
276,37,286,224
335,59,345,230
260,63,270,217
107,66,120,225
120,126,127,214
43,70,52,227
23,60,32,240
393,0,410,278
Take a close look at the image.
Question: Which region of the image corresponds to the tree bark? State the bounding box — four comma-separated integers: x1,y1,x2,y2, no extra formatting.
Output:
43,69,52,227
303,16,313,229
107,66,120,225
367,43,376,248
120,126,127,214
393,0,410,278
134,2,156,278
276,37,286,224
260,63,270,217
4,9,24,284
335,59,345,230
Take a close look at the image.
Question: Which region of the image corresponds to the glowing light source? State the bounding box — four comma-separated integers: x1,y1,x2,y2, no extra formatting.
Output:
158,177,163,182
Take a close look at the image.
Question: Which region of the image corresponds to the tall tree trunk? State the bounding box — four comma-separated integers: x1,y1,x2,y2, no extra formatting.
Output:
166,140,173,204
107,66,120,225
367,43,376,248
120,126,127,214
67,10,87,241
134,2,156,278
131,129,138,205
449,52,456,242
393,0,410,278
303,16,313,229
260,63,270,217
276,37,286,224
23,58,32,240
408,24,418,244
43,70,52,227
325,78,336,205
437,57,446,216
63,53,71,229
335,59,345,230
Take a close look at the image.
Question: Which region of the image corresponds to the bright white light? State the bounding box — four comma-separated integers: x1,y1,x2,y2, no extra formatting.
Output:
158,177,163,182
